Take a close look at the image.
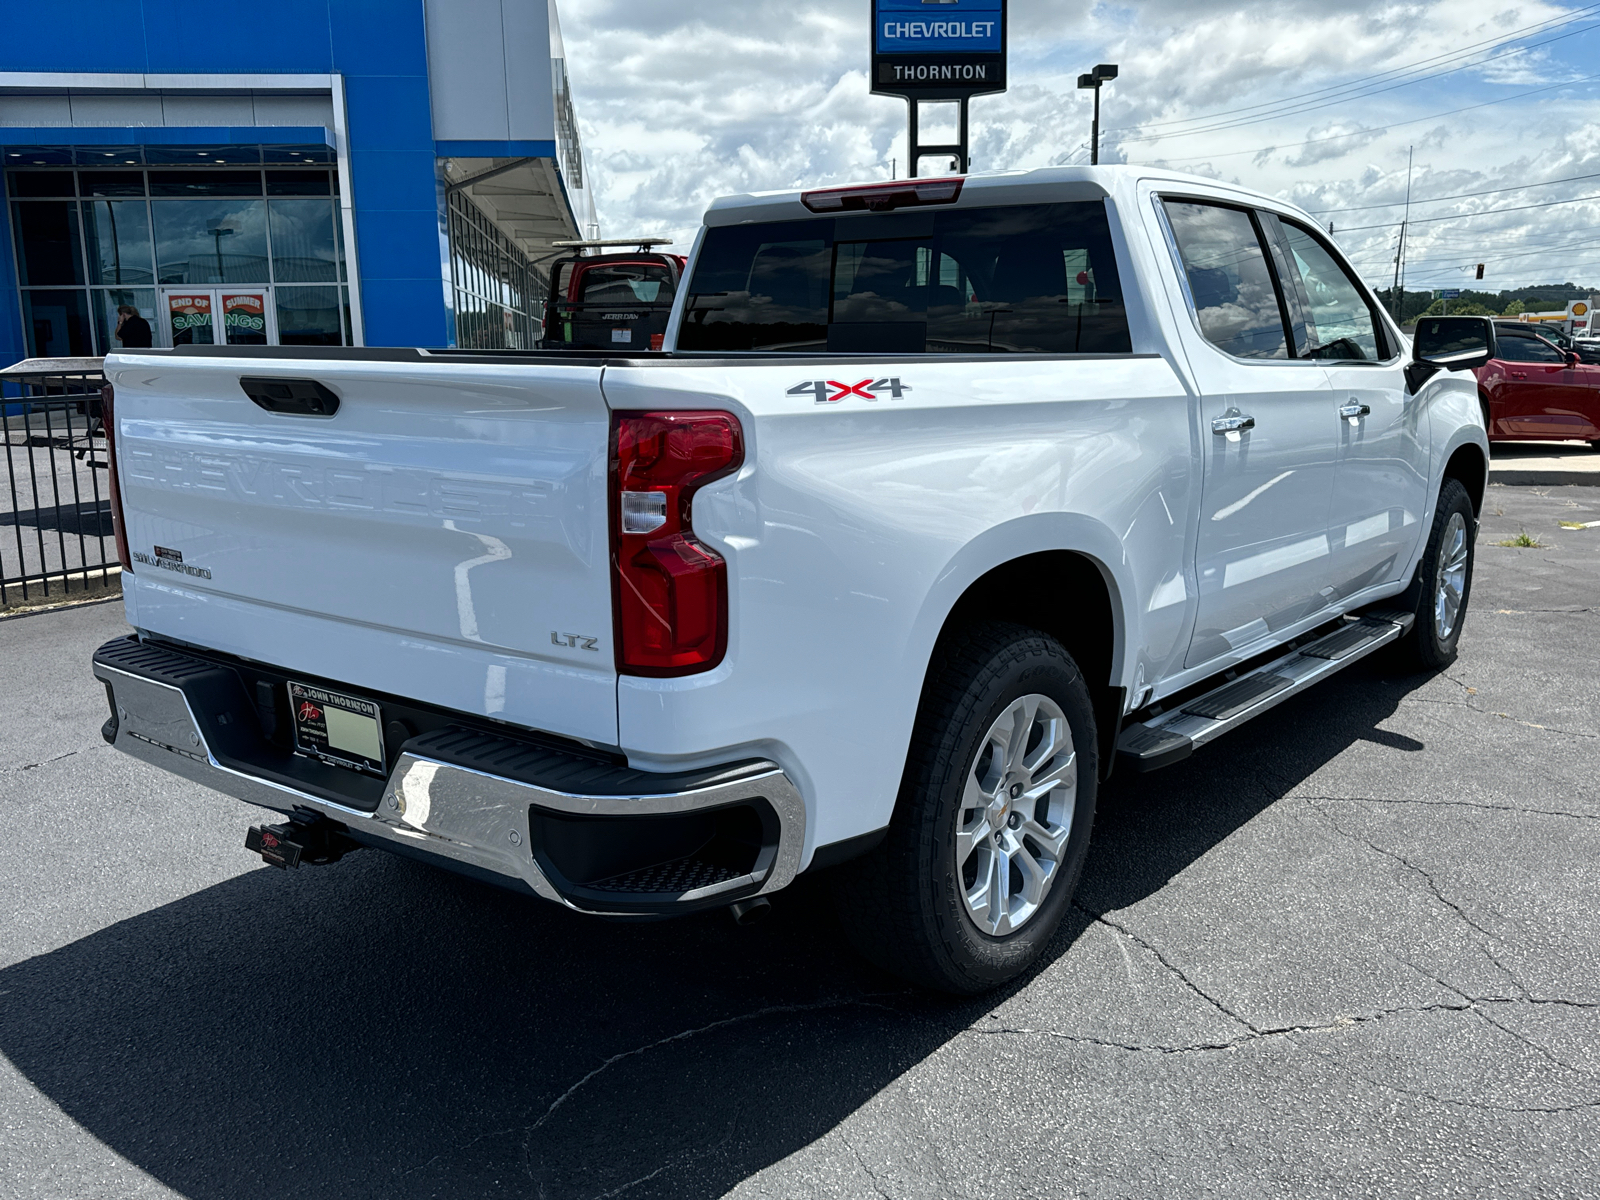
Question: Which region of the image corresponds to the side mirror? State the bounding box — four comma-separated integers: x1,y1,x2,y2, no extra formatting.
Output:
1413,315,1496,370
1408,315,1497,392
1566,351,1580,368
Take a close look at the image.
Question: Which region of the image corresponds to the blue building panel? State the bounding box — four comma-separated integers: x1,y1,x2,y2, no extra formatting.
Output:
329,0,431,77
0,1,581,365
141,1,339,74
342,76,435,153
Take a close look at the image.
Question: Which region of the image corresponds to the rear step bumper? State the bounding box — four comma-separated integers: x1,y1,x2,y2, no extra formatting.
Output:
1116,611,1415,772
92,636,805,916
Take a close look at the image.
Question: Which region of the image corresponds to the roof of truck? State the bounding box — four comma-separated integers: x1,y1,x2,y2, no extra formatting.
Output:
703,164,1319,232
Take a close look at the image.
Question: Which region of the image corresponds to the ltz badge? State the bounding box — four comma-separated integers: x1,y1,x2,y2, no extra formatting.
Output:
788,378,913,404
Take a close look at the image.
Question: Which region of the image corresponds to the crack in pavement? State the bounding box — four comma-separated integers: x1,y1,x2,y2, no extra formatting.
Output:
967,994,1600,1060
1304,794,1600,823
513,995,904,1184
1310,804,1545,1001
10,748,82,773
586,1163,671,1200
842,1131,895,1200
1075,904,1258,1033
1488,711,1599,739
1310,804,1512,947
1474,1007,1590,1076
399,996,903,1183
1350,1072,1600,1116
1489,607,1594,615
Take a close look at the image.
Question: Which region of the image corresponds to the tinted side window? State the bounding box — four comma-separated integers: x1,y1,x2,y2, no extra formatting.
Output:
677,202,1131,354
1277,220,1383,361
680,221,831,351
925,202,1129,354
1499,335,1563,364
1161,200,1287,359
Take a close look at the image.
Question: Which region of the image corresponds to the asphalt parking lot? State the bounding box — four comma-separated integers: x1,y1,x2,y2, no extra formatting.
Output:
2,482,1597,1200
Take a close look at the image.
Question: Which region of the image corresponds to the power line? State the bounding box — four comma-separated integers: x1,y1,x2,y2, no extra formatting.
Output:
1333,190,1600,234
1349,236,1600,268
1306,170,1600,215
1132,71,1600,166
1101,3,1600,137
1113,17,1600,146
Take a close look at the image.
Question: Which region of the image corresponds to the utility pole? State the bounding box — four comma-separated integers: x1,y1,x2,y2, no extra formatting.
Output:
1395,145,1414,324
1076,64,1118,165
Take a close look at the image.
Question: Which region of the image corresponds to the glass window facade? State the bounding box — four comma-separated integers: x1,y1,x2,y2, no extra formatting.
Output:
7,166,348,356
447,189,542,350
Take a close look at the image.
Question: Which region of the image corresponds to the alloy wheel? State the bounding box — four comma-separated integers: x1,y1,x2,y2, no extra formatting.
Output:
955,693,1078,937
1434,511,1469,642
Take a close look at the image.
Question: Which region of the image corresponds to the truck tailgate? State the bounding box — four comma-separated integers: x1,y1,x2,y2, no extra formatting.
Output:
107,355,618,745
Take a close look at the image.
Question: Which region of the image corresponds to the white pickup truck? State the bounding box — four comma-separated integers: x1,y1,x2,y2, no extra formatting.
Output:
93,166,1494,993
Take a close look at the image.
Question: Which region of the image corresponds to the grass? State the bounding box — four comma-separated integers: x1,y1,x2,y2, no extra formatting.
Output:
1494,529,1544,548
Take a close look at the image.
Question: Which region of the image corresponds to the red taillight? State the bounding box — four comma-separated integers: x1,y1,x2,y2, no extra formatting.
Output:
99,383,133,573
611,410,743,675
800,176,964,213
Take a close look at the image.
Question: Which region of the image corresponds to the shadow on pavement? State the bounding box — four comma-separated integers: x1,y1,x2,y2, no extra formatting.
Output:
0,657,1424,1199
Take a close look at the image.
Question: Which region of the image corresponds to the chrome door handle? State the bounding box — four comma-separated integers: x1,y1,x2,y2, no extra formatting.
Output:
1338,401,1371,419
1211,413,1255,434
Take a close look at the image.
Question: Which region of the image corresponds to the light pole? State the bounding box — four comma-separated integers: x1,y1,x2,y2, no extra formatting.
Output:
206,220,234,283
1076,63,1118,165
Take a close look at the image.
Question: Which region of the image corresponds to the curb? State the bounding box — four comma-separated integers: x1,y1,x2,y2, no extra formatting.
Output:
1489,469,1600,487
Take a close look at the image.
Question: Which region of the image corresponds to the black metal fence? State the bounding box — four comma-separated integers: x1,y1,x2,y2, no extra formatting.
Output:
0,358,117,608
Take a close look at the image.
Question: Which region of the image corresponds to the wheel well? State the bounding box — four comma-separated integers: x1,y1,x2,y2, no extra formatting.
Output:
941,551,1115,690
1443,442,1487,516
937,551,1122,775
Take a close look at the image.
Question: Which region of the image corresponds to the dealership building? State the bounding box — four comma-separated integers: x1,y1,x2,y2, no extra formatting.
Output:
0,0,598,366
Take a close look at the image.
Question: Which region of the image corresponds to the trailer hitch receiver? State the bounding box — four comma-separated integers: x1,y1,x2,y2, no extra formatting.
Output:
245,817,361,869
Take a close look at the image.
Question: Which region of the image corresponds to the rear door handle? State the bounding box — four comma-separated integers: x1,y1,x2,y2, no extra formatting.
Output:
1211,413,1255,434
1510,372,1527,379
1338,401,1371,419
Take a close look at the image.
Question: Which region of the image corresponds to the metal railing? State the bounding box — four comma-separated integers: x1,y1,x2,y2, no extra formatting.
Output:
0,357,116,608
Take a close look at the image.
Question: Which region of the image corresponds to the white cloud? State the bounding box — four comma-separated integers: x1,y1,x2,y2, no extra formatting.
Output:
557,0,1600,288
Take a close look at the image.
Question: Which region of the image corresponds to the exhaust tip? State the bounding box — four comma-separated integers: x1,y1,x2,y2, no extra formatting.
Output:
728,897,772,926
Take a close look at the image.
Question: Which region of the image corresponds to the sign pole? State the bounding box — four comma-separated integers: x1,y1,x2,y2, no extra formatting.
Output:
871,0,1006,177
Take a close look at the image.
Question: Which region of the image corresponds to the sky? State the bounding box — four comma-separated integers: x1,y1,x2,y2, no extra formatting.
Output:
558,0,1600,297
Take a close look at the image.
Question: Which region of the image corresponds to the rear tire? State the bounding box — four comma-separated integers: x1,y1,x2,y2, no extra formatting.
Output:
1393,478,1476,671
831,622,1098,994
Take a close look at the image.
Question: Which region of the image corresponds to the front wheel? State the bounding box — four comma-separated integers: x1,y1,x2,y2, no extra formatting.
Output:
1393,478,1477,671
831,622,1098,994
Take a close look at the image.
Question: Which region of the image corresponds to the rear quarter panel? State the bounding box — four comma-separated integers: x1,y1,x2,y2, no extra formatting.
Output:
604,354,1199,855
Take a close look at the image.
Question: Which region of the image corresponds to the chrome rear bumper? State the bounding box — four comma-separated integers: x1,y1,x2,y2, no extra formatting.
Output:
93,637,805,915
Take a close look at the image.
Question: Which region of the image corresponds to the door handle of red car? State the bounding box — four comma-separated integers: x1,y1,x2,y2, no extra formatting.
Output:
1509,371,1527,379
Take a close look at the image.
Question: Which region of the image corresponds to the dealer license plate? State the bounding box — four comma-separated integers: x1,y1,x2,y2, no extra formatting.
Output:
288,681,386,775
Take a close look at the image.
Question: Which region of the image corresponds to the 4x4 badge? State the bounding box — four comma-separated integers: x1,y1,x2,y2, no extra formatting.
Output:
788,378,913,404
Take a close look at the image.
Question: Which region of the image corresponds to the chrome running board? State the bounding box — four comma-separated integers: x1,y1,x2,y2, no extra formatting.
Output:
1116,610,1415,772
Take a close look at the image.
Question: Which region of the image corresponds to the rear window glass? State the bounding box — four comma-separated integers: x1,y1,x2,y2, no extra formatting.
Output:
576,263,675,305
678,201,1131,354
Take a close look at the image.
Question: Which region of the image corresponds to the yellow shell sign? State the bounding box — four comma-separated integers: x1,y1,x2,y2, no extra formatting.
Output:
1573,302,1589,316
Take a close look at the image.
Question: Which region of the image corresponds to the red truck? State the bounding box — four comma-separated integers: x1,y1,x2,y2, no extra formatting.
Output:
1477,322,1600,449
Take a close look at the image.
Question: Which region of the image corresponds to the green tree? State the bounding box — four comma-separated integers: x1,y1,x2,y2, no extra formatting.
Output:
1420,299,1494,318
1501,299,1525,316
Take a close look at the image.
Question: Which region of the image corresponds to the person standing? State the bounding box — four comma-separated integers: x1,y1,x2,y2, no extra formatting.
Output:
115,305,153,349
